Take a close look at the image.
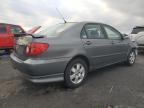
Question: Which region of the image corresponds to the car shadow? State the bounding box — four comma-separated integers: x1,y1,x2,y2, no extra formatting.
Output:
88,63,124,79
138,52,144,56
20,62,124,95
0,50,10,58
20,79,67,96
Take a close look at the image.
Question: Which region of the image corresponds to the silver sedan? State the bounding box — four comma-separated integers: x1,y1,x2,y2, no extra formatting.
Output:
11,22,137,88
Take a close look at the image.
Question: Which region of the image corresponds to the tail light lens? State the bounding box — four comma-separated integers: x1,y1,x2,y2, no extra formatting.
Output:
26,42,49,56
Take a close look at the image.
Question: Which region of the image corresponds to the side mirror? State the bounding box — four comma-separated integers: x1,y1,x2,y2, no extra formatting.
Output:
123,33,128,37
122,33,129,39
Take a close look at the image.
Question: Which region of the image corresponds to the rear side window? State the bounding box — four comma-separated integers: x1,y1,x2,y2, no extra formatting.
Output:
10,26,24,34
0,26,6,33
131,27,144,34
81,24,105,39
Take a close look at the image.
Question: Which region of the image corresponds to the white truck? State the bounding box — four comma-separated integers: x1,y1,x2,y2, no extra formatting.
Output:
130,26,144,52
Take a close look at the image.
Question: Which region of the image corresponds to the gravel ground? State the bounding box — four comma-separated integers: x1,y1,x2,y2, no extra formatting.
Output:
0,52,144,108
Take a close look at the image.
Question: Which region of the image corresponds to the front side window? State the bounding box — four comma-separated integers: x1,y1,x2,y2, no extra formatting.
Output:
0,25,6,33
104,25,122,40
82,24,105,39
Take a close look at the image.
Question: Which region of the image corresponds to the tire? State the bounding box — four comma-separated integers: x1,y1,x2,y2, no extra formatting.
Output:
125,50,136,66
64,58,88,88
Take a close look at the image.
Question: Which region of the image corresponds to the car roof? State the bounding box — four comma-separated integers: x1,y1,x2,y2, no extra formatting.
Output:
0,23,20,26
61,21,104,25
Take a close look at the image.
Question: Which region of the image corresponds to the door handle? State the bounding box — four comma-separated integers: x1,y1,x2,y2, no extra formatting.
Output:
85,41,92,45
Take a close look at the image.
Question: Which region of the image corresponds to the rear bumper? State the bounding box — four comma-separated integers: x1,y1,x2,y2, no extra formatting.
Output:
21,73,64,83
10,53,70,83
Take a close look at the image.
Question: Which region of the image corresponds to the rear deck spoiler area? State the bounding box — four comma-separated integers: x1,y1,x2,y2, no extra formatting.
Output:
14,33,44,38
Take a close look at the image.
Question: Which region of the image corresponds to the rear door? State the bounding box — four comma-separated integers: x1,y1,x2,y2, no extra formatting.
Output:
0,25,13,48
81,23,116,68
102,24,129,62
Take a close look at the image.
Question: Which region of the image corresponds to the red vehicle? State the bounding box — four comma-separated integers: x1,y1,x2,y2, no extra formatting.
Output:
0,23,41,52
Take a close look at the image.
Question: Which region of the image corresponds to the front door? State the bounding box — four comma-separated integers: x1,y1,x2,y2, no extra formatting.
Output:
102,24,129,62
0,25,13,48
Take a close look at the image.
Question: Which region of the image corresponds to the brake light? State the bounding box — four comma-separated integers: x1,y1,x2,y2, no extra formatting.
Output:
26,42,49,56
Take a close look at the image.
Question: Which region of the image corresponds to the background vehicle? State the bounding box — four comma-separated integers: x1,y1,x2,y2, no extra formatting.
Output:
0,23,41,53
27,26,41,34
0,23,25,52
11,22,137,88
130,26,144,52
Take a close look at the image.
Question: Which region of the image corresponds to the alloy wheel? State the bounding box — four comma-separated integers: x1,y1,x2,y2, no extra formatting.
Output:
70,63,85,84
129,51,136,64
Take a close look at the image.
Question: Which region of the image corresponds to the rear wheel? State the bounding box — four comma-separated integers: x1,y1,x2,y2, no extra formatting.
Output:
64,59,88,88
125,50,136,66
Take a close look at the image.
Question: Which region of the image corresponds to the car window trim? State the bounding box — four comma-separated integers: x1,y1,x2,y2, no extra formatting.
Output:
80,27,87,39
99,24,108,39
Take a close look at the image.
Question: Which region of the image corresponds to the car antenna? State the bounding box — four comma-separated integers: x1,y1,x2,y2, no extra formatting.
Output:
56,8,67,23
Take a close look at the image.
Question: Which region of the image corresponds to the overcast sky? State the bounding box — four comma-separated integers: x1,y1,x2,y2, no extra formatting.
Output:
0,0,143,33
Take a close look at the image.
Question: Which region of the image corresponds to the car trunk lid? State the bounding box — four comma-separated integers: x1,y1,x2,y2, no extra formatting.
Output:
14,34,45,60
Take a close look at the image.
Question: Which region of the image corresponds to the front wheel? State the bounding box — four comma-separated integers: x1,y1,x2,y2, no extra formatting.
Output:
64,59,88,88
125,50,136,66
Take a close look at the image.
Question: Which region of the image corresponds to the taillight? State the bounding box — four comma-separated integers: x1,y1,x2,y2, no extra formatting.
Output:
26,42,49,56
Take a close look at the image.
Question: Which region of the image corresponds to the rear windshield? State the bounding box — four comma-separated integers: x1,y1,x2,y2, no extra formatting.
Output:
131,27,144,34
0,25,6,33
36,23,74,37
